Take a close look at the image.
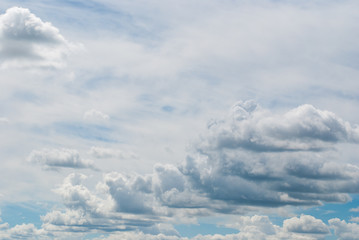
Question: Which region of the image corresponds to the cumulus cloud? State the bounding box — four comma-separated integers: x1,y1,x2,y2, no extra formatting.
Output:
0,223,48,239
329,218,359,240
102,172,155,214
43,102,359,219
200,100,359,153
42,173,165,234
178,101,359,211
13,101,359,238
27,148,97,170
283,215,329,234
0,7,77,69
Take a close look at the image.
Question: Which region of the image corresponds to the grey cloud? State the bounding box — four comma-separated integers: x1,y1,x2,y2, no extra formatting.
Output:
175,101,359,211
199,101,359,153
91,214,332,240
27,148,97,170
45,102,359,215
103,172,154,214
43,173,160,234
153,164,208,209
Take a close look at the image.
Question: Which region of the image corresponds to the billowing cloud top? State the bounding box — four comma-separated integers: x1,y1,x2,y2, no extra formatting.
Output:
0,7,76,68
181,101,359,209
201,101,359,152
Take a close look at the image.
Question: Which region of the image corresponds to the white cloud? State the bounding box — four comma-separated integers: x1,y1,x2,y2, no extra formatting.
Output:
199,100,359,153
283,215,329,234
89,146,137,159
91,214,332,240
0,7,77,69
0,223,48,239
27,148,97,170
329,218,359,240
350,217,359,223
83,109,110,122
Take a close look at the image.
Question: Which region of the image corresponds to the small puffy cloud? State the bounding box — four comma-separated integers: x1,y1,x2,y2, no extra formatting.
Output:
0,7,77,69
329,218,359,240
226,215,277,236
83,109,110,122
283,215,329,234
41,209,91,226
350,207,359,212
27,148,97,170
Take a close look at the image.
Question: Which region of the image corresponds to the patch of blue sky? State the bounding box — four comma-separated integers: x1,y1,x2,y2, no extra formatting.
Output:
80,72,126,91
52,0,164,42
0,202,53,228
58,0,119,15
161,105,175,113
300,194,359,224
174,222,238,238
54,122,117,143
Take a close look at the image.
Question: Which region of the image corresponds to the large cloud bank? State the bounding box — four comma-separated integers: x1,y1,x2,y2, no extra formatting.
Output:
3,101,359,239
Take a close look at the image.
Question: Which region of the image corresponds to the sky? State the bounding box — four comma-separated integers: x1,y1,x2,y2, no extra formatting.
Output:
1,0,359,239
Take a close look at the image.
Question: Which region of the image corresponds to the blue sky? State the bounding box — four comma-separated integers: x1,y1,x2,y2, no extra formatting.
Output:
1,0,359,239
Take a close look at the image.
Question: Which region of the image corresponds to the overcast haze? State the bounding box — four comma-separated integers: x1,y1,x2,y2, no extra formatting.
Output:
1,1,359,239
